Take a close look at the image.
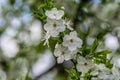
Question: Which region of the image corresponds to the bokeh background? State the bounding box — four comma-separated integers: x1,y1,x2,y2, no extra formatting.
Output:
0,0,120,80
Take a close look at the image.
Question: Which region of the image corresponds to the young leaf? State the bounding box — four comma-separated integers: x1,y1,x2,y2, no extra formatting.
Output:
94,50,111,57
82,46,91,57
105,57,113,69
83,70,92,80
65,67,81,80
24,72,32,80
91,39,99,53
93,49,113,69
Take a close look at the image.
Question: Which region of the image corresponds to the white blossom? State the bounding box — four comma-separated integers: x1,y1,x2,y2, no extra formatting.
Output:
112,66,120,80
98,3,119,21
62,31,83,51
45,8,64,20
44,19,65,37
63,18,73,30
91,64,113,80
111,59,120,80
76,56,94,75
0,69,7,80
54,44,77,63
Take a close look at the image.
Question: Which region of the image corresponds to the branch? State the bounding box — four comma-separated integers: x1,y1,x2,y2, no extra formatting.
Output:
33,63,57,80
33,63,65,80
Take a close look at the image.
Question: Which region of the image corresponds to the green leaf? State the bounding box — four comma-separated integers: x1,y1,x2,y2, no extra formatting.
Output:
83,70,92,80
17,77,22,80
82,46,91,57
105,57,113,69
91,39,99,53
32,10,47,20
24,72,32,80
93,49,113,69
65,67,81,80
39,4,47,8
94,50,111,57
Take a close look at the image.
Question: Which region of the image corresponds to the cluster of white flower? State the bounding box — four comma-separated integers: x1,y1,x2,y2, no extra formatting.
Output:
43,8,74,46
76,58,120,80
91,64,113,80
53,31,83,63
76,56,120,80
43,7,119,79
43,7,83,64
43,8,65,46
111,59,120,80
77,60,120,80
77,59,120,80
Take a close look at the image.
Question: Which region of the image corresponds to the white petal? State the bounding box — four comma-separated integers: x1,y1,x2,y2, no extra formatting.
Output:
70,31,77,36
68,45,77,51
44,23,52,31
45,8,64,20
77,56,86,64
56,20,65,32
54,51,61,57
56,10,64,20
63,35,70,41
62,41,69,47
54,47,62,57
57,56,64,63
45,11,55,19
52,8,57,12
76,63,89,75
45,10,50,17
50,30,59,37
55,43,59,48
64,53,72,61
74,39,82,48
45,8,58,19
54,44,64,57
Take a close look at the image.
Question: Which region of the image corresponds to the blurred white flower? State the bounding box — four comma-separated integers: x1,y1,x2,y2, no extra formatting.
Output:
54,44,77,63
1,36,19,58
98,3,119,21
92,64,113,80
45,8,64,20
76,56,94,75
11,18,21,28
104,33,119,51
113,27,120,38
63,18,73,30
113,58,120,68
62,31,83,51
30,20,42,43
44,19,65,37
112,59,120,80
0,69,7,80
112,66,120,80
